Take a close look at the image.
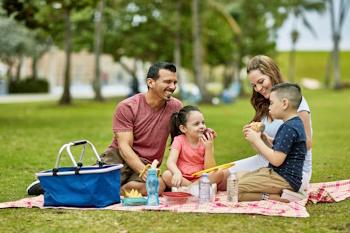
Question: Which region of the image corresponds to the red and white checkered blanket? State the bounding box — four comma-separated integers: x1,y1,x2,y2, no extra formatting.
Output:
308,179,350,203
1,179,349,218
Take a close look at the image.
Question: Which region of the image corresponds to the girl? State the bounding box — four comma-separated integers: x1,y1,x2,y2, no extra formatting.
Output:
162,105,223,188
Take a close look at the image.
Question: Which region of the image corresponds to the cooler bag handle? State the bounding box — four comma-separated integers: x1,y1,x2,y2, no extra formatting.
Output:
54,140,103,171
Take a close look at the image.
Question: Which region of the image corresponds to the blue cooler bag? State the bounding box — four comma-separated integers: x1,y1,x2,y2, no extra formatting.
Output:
36,140,123,208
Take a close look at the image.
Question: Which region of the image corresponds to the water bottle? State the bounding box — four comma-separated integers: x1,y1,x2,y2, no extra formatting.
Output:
227,171,238,203
146,168,159,206
199,173,211,203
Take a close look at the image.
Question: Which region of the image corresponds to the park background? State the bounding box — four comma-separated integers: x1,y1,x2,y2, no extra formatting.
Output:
1,0,350,232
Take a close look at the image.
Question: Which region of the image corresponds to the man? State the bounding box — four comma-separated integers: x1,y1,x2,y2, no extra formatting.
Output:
27,62,182,196
100,62,182,195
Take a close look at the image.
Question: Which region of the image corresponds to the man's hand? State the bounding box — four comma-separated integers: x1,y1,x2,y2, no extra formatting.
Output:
139,164,151,182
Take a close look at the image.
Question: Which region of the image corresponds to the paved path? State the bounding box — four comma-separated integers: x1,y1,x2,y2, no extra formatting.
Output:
0,94,60,104
0,84,131,104
0,93,123,104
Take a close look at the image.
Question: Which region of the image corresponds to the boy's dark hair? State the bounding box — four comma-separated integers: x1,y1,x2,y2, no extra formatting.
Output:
271,83,302,109
170,105,201,144
147,62,176,81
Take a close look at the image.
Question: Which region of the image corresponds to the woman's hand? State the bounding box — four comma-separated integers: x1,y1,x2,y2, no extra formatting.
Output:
172,172,183,187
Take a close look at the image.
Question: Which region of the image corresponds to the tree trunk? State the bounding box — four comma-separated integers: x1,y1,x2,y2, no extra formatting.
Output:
59,8,72,105
236,37,246,97
223,64,232,89
15,56,23,82
289,17,299,83
329,0,345,89
192,0,209,102
324,52,332,88
174,0,183,98
32,55,38,80
93,0,104,101
6,62,13,79
119,60,139,95
332,33,341,89
288,44,296,83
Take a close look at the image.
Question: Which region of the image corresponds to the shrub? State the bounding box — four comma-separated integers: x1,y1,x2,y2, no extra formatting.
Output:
9,78,49,93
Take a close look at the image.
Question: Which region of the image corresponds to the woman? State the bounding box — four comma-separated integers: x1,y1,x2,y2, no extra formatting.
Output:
229,55,312,193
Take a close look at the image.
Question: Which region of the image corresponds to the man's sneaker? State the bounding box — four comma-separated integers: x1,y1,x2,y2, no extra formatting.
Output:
27,180,44,195
281,189,306,202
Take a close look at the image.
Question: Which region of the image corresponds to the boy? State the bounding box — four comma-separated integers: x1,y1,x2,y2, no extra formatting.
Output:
240,83,307,202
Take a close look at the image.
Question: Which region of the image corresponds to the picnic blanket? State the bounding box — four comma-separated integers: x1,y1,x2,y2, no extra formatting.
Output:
1,179,349,218
308,179,350,203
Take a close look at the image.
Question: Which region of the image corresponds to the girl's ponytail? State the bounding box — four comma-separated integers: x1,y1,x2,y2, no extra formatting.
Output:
170,112,181,144
169,105,201,144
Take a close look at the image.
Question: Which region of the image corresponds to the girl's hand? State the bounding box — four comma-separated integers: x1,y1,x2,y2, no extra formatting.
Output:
205,128,217,139
243,127,261,143
201,130,214,149
172,172,183,187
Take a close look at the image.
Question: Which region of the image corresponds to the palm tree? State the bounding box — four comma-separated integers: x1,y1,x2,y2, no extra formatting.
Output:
93,0,105,101
327,0,350,89
174,0,184,99
286,0,325,82
192,0,209,102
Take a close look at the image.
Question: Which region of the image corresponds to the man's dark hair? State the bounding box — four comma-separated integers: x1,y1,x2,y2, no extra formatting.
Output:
271,83,302,109
146,62,176,81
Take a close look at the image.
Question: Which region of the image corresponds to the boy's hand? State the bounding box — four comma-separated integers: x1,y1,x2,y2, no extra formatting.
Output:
261,133,273,147
243,127,261,144
172,172,183,187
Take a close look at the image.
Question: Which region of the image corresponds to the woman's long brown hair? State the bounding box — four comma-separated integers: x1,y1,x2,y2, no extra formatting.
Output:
247,55,284,122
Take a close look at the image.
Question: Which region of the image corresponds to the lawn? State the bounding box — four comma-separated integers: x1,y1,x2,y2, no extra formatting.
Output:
276,51,350,83
0,88,350,233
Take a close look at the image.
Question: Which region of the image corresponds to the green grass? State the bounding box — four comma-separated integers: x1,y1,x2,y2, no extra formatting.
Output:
1,89,350,232
276,51,350,83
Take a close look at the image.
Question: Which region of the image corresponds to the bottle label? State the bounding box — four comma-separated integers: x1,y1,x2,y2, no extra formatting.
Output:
199,175,211,203
227,174,238,203
146,172,159,206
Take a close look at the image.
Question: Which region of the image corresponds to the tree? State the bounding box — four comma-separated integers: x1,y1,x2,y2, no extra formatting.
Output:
0,17,34,80
285,0,325,82
49,0,97,105
102,0,178,93
327,0,350,89
206,0,241,89
222,0,285,96
3,0,97,105
93,0,105,101
192,0,208,102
